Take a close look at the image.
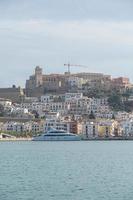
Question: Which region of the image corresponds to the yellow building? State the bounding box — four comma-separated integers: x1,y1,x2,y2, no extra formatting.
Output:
98,120,118,137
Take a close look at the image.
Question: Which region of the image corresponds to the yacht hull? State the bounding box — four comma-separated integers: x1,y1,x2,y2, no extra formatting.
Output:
32,135,81,141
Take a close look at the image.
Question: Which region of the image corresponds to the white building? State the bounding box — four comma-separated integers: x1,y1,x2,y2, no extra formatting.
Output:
44,119,70,132
116,112,133,121
2,122,24,132
96,111,114,119
120,119,133,136
32,122,44,133
0,98,12,106
65,93,83,102
40,95,54,103
78,122,98,138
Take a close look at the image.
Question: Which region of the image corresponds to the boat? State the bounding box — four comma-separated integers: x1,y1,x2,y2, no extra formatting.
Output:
32,128,81,141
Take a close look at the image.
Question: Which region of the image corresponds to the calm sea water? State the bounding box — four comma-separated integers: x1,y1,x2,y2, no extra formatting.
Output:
0,141,133,200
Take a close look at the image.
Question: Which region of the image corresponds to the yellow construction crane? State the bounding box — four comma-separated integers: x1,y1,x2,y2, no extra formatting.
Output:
64,63,88,74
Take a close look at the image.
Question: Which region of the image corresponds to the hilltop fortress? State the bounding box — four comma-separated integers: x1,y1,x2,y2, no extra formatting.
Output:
25,66,113,97
0,66,131,102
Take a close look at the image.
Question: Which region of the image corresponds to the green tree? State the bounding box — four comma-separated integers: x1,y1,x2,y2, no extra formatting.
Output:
0,104,4,117
112,114,115,120
108,94,123,111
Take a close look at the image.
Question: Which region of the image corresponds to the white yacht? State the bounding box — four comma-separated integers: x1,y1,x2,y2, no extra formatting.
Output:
32,129,81,141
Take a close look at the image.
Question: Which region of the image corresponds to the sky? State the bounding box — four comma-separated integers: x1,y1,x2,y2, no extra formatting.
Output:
0,0,133,87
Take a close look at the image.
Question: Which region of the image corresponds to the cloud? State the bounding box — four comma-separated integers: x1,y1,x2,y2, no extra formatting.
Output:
1,19,133,46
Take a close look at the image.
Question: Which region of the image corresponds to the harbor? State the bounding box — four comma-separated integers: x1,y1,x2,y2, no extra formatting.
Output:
1,140,133,200
0,0,133,199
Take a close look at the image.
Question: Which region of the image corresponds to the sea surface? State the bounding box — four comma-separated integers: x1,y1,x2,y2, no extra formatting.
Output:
0,141,133,200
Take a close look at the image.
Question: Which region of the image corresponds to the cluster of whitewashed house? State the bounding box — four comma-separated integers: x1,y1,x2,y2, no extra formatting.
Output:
20,93,113,118
1,94,133,137
0,93,113,119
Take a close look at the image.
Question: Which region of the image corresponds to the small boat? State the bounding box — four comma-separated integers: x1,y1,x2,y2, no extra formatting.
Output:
32,128,81,141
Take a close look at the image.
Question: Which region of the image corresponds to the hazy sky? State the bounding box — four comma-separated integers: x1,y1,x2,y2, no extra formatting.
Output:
0,0,133,87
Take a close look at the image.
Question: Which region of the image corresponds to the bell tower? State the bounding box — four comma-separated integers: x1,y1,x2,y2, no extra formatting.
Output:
35,66,43,87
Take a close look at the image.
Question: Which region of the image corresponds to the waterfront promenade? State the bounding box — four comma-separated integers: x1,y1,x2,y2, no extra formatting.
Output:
0,137,32,141
1,136,133,141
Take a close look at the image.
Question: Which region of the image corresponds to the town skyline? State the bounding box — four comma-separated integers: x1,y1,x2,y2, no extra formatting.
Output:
1,1,133,199
0,64,132,88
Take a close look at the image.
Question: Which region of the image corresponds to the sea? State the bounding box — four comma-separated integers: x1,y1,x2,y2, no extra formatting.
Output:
0,141,133,200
